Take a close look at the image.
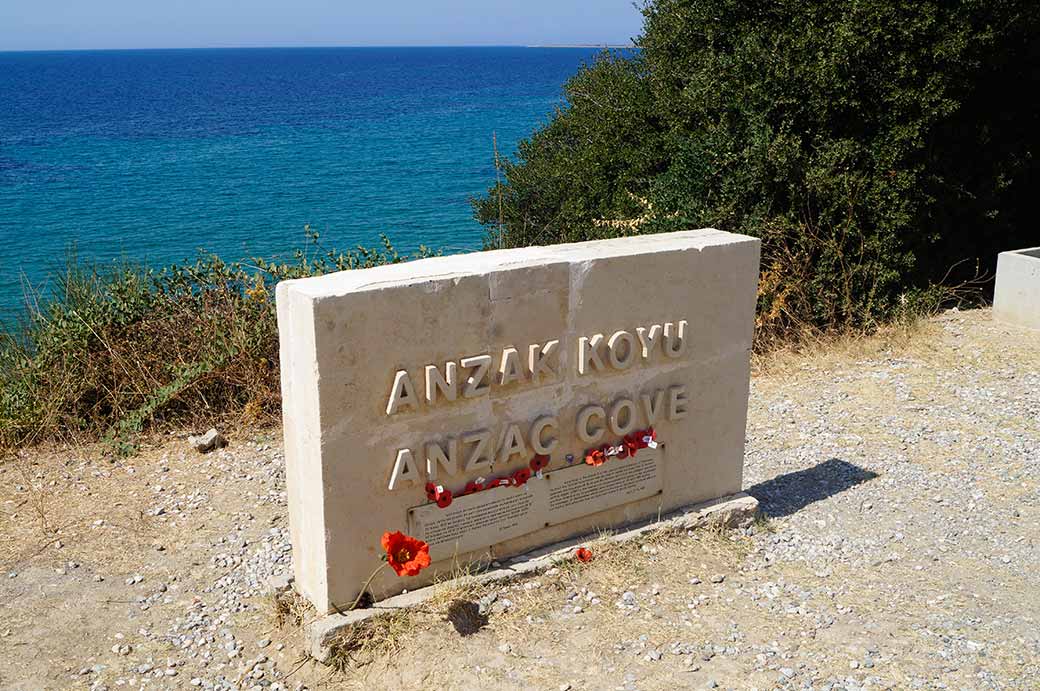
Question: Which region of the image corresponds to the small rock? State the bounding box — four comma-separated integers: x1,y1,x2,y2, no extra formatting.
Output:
710,574,725,584
490,598,513,615
497,643,512,654
189,428,227,454
268,573,294,596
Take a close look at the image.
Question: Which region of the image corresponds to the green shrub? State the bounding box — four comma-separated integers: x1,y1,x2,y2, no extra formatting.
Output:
0,231,432,453
474,0,1040,342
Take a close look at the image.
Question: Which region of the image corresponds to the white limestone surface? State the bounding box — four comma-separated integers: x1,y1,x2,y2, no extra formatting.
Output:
276,229,761,613
994,247,1040,331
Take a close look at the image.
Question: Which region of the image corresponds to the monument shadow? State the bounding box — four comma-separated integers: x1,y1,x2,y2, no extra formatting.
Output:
745,458,878,518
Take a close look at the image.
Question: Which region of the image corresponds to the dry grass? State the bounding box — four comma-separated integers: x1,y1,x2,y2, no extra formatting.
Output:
0,236,427,457
315,523,755,685
751,313,940,379
0,443,158,572
325,611,422,675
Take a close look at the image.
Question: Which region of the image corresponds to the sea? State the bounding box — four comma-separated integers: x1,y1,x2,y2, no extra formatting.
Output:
0,46,604,325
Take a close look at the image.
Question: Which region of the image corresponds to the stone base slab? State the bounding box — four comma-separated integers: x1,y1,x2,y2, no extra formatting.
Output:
303,491,759,663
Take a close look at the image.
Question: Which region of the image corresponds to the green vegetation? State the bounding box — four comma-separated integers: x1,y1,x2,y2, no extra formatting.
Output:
474,0,1039,344
0,231,430,453
6,0,1039,454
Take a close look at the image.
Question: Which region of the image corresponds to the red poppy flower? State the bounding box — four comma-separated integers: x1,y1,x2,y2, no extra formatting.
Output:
584,448,606,467
529,454,550,472
463,480,484,495
381,531,432,577
512,467,532,486
435,487,453,508
622,434,641,458
641,427,657,445
574,547,593,563
425,482,438,502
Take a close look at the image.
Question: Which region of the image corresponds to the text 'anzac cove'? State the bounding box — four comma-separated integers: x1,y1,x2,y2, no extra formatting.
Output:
384,320,689,490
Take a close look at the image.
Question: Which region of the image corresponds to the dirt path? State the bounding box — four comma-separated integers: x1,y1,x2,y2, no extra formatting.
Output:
1,308,1037,691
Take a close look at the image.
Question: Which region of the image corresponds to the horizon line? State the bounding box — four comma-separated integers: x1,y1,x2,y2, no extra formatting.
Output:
0,43,637,55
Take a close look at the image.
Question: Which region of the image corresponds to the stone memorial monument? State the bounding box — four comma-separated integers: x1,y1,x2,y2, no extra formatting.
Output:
277,229,760,613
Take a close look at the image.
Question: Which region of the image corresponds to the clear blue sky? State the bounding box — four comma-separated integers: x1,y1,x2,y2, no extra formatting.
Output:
0,0,643,51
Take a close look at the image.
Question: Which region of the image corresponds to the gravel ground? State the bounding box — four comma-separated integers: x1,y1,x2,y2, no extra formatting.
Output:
1,307,1037,690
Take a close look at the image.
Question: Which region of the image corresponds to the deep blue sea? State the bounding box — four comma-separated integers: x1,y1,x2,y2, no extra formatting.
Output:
0,47,601,325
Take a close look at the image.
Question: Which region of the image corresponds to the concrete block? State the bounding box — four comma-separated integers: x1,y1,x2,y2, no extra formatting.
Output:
276,229,761,614
994,247,1040,331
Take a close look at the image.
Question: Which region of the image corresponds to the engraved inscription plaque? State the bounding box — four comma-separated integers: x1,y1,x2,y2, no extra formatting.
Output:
546,448,662,525
409,449,664,561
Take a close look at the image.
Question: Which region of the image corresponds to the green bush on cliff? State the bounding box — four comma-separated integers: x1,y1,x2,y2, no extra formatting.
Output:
0,232,426,453
474,0,1040,341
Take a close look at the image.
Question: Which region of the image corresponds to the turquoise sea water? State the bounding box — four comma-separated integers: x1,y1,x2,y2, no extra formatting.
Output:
0,46,601,324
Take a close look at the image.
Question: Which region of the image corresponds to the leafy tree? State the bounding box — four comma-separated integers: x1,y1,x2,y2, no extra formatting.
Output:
474,0,1040,339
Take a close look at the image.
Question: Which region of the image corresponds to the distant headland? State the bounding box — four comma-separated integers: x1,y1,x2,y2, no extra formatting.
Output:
526,44,634,48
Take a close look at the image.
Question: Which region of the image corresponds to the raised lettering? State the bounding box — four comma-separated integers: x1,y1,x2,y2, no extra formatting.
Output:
497,423,528,464
386,370,419,416
576,404,606,444
607,330,637,370
663,320,688,358
388,448,419,490
528,339,560,381
578,334,606,375
425,438,459,481
668,385,689,420
498,347,526,386
530,415,559,455
636,324,662,359
424,362,457,405
460,354,492,398
608,397,638,436
462,428,493,471
640,389,666,425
